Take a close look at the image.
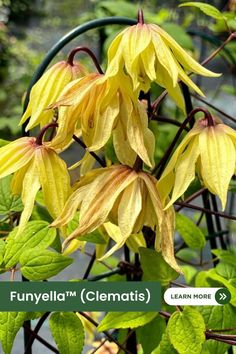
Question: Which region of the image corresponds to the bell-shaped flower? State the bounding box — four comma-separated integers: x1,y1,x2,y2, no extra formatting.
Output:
0,136,71,235
158,117,236,210
50,71,155,167
107,23,220,111
51,164,181,272
19,60,87,131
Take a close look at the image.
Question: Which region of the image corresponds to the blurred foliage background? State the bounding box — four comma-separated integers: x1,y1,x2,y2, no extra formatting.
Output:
0,0,235,141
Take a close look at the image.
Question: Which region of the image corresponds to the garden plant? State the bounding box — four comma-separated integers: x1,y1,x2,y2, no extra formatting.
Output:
0,2,236,354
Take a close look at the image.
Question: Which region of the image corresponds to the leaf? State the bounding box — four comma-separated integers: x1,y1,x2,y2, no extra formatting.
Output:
139,248,178,286
0,175,23,214
176,213,206,249
79,231,106,244
0,240,5,266
0,139,9,148
49,312,84,354
198,304,236,354
181,265,198,284
4,221,57,269
168,307,206,354
179,2,225,20
97,312,157,332
137,316,166,354
0,312,28,354
212,249,236,266
153,331,178,354
19,249,73,280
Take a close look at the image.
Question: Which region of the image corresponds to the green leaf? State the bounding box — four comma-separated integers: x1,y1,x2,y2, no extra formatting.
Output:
137,316,166,354
79,231,106,244
168,307,206,354
181,265,198,284
49,312,84,354
0,312,28,354
153,331,178,354
179,2,225,20
0,175,23,214
105,137,119,164
4,221,57,269
212,249,236,266
19,249,73,280
176,248,199,262
198,304,236,354
139,248,178,286
98,312,157,332
176,213,206,249
0,240,5,266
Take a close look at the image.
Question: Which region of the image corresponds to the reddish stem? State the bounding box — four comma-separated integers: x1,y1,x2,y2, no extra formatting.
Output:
67,46,103,74
36,123,58,145
137,9,144,24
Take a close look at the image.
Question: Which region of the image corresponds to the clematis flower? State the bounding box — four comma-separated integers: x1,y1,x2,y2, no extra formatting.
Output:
158,116,236,210
107,22,220,111
0,135,71,236
19,60,87,131
50,71,155,168
51,164,181,272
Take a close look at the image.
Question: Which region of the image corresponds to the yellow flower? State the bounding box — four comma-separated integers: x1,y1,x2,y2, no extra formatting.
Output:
0,136,71,235
19,60,87,131
50,71,155,168
158,117,236,210
107,23,220,111
52,165,181,272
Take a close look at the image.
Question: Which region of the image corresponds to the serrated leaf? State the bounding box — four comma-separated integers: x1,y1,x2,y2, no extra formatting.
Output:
49,312,84,354
4,221,57,269
168,307,206,354
179,2,225,20
198,304,236,354
19,249,73,280
137,315,166,354
139,248,178,286
0,175,23,214
176,213,206,249
98,312,157,332
0,312,28,354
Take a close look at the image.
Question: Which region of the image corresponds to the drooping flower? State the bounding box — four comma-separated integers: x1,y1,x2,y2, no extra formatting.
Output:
158,116,236,210
51,164,181,272
49,71,155,168
0,136,71,235
107,22,220,111
19,60,87,131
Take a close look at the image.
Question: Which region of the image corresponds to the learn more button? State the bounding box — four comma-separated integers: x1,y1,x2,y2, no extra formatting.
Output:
164,288,231,306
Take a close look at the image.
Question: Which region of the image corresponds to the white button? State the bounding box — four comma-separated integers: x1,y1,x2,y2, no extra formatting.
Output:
164,287,221,306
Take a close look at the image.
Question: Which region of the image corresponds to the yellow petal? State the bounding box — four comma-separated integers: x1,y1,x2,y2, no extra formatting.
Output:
126,233,146,253
88,92,120,151
63,166,137,246
99,222,129,260
0,137,35,178
199,126,235,210
20,61,79,130
154,24,221,77
152,32,178,86
156,206,182,273
118,179,142,237
127,100,155,168
36,147,71,218
16,157,41,237
165,137,200,209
